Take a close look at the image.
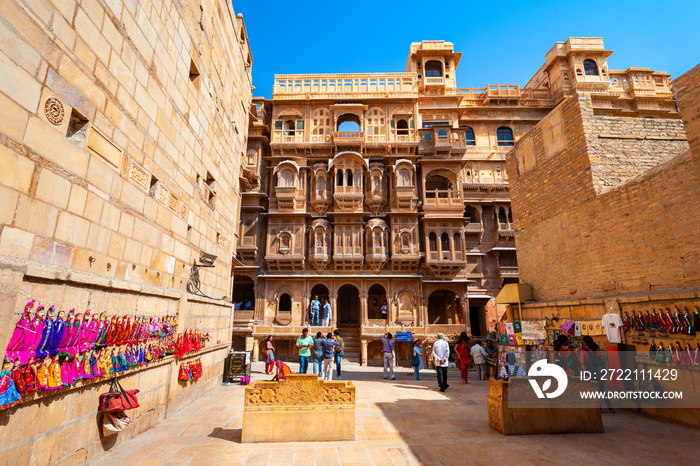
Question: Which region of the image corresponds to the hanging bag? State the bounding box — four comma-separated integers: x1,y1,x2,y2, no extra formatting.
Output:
100,410,131,437
99,378,139,413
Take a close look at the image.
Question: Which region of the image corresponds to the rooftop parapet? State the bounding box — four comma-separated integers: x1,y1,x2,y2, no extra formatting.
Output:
273,73,418,99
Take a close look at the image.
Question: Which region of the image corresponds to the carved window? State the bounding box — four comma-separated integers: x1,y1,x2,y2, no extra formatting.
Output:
396,119,409,136
312,109,331,135
497,126,514,146
454,233,462,259
429,232,437,252
278,169,295,187
346,169,353,187
465,127,475,146
279,293,292,312
316,176,326,194
400,232,411,253
336,170,343,187
437,129,448,140
441,233,450,258
425,60,443,77
397,168,412,187
583,59,599,76
367,108,385,135
283,120,295,136
278,232,292,253
372,175,381,192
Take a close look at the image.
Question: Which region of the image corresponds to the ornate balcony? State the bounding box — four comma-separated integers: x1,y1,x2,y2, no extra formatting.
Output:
334,185,363,212
365,252,388,273
424,77,445,86
332,131,364,148
423,190,463,210
424,252,467,279
497,223,514,238
273,73,418,99
310,193,332,216
275,186,297,211
308,251,331,273
499,266,519,277
395,185,417,211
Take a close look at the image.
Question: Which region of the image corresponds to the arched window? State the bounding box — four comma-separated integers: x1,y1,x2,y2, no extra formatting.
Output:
464,206,479,223
396,119,409,135
346,169,353,187
507,208,513,224
316,232,323,249
441,233,449,252
465,127,475,146
373,175,380,191
400,232,410,251
437,129,448,140
429,232,437,252
283,120,295,136
278,169,295,187
278,232,291,252
498,207,508,225
316,176,325,193
454,233,462,255
336,170,343,187
425,60,443,77
337,113,360,132
583,59,599,76
279,293,292,312
312,108,331,135
397,168,411,187
497,126,514,146
367,108,385,135
425,174,452,191
424,133,432,141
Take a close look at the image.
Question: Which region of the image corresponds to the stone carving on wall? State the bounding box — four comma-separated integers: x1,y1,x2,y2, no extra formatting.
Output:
44,97,65,125
396,288,416,326
245,375,355,406
130,161,151,191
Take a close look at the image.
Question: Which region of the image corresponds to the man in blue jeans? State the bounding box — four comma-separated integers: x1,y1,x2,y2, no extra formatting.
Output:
333,329,344,379
310,295,320,326
296,328,314,373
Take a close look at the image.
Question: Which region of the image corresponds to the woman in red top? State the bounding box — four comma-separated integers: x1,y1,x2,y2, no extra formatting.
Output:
454,332,471,384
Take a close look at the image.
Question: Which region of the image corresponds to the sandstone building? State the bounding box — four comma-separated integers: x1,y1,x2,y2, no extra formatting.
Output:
232,38,678,365
0,0,251,463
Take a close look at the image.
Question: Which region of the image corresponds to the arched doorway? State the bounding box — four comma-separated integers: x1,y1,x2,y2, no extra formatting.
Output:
337,284,360,324
428,290,458,325
310,284,330,304
367,284,387,320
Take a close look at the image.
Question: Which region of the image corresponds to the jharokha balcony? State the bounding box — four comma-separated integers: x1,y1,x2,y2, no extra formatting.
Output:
423,189,463,210
425,251,467,279
334,185,364,212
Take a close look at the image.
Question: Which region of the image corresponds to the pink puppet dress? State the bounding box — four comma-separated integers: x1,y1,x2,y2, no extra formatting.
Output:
4,301,35,361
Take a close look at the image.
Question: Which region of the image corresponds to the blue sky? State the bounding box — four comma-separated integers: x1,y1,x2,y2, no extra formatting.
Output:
237,0,700,98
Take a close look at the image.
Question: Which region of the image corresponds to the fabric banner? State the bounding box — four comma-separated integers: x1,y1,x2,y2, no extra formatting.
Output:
521,320,546,340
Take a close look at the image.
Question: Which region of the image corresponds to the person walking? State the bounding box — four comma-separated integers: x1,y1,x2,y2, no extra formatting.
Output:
470,340,488,380
296,328,314,374
381,333,395,380
582,336,615,413
321,332,339,381
454,332,470,384
432,333,450,392
312,331,324,376
411,339,424,380
264,335,275,374
322,298,331,327
333,329,344,379
310,295,320,326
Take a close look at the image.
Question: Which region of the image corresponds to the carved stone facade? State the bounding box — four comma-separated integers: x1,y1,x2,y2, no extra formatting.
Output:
233,38,680,365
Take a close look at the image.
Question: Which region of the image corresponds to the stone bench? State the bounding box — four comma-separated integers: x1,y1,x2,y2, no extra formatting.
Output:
242,374,356,443
488,377,604,435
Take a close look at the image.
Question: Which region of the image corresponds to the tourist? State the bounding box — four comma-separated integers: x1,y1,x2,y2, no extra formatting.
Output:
411,339,424,380
322,298,331,326
582,336,615,413
321,332,340,381
296,328,314,374
233,300,242,310
310,295,321,326
381,333,395,380
244,300,253,310
312,331,324,376
264,335,275,374
470,340,488,380
333,329,344,379
381,301,388,320
272,360,292,381
432,333,450,392
498,352,526,380
454,332,471,384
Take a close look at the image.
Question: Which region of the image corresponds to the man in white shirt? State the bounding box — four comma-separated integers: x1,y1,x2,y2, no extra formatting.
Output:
470,341,489,380
432,333,450,392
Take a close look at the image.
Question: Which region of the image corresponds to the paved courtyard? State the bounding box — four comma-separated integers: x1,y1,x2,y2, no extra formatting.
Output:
94,362,700,465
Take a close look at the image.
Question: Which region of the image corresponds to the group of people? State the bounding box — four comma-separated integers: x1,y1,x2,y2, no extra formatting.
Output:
263,328,344,382
425,333,499,392
233,300,253,311
309,295,332,327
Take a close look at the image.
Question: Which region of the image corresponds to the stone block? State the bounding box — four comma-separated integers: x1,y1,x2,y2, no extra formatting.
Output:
0,227,34,260
87,127,122,169
35,169,72,209
14,196,59,238
0,185,19,224
0,49,41,112
30,237,74,267
0,145,35,194
55,211,90,247
83,191,104,223
67,184,88,215
23,117,89,178
0,92,30,141
242,374,355,443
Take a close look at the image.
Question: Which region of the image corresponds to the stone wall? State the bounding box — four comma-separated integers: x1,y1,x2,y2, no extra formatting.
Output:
0,0,251,463
675,64,700,154
506,93,697,301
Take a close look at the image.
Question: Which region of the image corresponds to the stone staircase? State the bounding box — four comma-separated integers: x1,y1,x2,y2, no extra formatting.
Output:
337,325,361,362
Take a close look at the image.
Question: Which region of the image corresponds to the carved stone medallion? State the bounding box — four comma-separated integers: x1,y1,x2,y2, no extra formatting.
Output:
44,97,65,126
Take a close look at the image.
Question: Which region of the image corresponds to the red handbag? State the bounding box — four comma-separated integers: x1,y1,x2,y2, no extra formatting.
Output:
99,378,139,413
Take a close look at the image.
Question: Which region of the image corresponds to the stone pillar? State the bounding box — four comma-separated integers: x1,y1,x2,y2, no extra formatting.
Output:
449,235,456,261
252,337,260,362
331,292,337,327
360,290,368,325
462,291,470,332
361,339,368,366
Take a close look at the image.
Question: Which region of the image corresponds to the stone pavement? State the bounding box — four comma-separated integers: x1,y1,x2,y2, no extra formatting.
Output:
93,362,700,465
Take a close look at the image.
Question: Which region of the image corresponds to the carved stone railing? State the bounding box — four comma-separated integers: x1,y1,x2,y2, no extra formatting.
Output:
273,73,417,98
242,374,355,443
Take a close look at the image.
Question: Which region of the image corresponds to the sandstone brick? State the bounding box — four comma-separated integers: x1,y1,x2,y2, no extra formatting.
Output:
55,211,90,246
0,92,30,141
0,227,34,259
0,49,41,112
35,169,72,209
14,196,59,238
0,145,35,194
23,117,89,178
50,9,76,49
100,201,121,231
66,184,88,215
108,232,126,259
